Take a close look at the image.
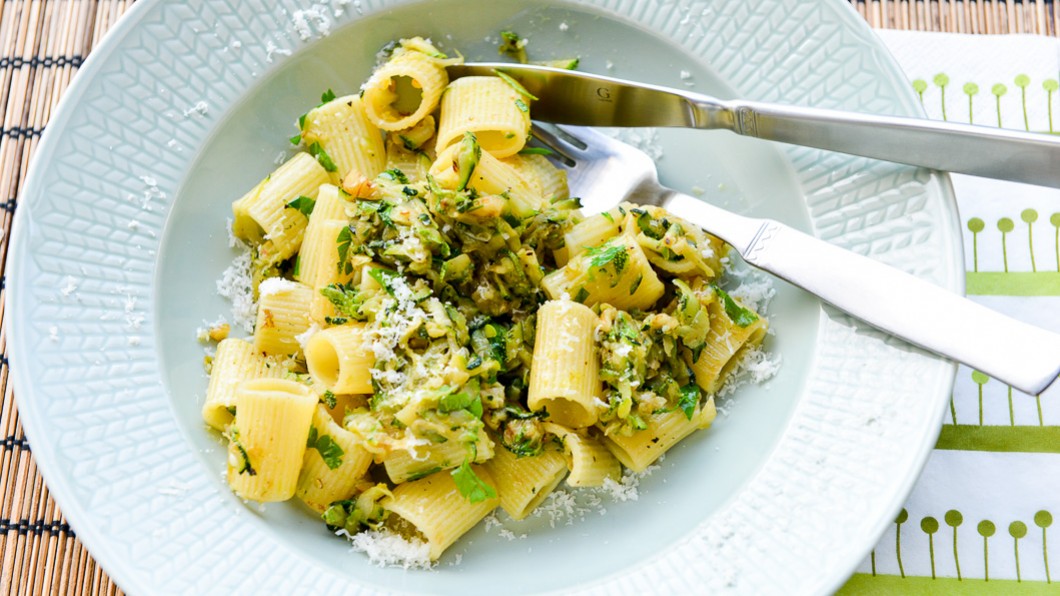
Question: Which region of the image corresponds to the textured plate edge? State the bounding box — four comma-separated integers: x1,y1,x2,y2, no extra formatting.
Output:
813,2,961,593
5,0,168,593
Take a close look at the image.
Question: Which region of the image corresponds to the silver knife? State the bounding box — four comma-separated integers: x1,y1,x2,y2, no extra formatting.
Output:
448,62,1060,188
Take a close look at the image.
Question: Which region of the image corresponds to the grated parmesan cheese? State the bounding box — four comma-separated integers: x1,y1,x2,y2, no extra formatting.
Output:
345,528,432,569
258,277,300,297
217,245,256,334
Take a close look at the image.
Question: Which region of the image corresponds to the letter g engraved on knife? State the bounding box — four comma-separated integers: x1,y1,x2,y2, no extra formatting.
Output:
596,87,613,102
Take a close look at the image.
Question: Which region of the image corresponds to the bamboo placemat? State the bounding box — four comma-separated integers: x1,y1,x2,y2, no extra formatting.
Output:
0,1,1055,593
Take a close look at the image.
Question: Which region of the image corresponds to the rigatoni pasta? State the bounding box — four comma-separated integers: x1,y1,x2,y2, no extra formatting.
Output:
435,76,531,158
231,152,330,263
380,466,499,561
527,300,601,428
202,34,774,565
225,378,317,502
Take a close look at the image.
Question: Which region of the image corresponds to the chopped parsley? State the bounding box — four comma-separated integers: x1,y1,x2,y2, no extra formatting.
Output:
451,458,496,503
306,426,345,470
514,98,529,113
308,141,338,172
586,242,629,273
322,390,338,409
713,285,759,327
285,195,316,216
336,225,355,274
367,267,402,296
573,287,589,303
678,383,699,420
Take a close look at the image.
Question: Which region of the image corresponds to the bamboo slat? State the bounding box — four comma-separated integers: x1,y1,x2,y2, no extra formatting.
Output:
0,0,1055,593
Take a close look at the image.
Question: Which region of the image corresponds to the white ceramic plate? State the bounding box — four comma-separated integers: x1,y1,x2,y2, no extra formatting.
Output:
7,0,960,593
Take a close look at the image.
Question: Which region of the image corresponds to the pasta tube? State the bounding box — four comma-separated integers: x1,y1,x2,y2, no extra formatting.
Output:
381,466,499,560
231,152,330,263
202,338,284,431
527,300,601,428
604,399,717,473
302,95,386,180
429,143,542,218
687,294,769,394
482,444,567,520
543,423,620,487
297,405,374,513
253,279,314,357
305,324,375,394
541,233,665,311
435,76,530,158
363,45,448,131
225,378,317,502
383,434,494,484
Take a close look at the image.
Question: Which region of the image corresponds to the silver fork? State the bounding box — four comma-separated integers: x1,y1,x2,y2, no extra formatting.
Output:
531,123,1060,396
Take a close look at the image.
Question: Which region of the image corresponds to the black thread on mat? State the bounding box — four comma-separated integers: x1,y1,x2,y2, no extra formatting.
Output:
0,518,75,537
2,435,30,452
0,55,84,70
2,127,44,139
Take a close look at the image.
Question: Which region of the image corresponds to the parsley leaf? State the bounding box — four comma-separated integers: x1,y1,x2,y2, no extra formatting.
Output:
308,141,338,172
514,98,529,113
573,287,589,303
451,459,496,503
713,285,759,328
678,383,699,421
289,132,302,145
367,267,402,296
336,225,354,275
586,242,629,273
307,426,344,470
320,88,336,104
285,195,316,216
322,390,337,409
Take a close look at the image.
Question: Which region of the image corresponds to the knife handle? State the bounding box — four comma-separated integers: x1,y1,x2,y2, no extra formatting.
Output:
702,98,1060,187
663,191,1060,396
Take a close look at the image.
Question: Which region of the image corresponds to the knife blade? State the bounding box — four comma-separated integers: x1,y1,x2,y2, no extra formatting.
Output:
446,62,735,130
446,62,1060,188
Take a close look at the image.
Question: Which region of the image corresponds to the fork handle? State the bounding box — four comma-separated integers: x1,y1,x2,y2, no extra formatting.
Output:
715,100,1060,187
664,192,1060,395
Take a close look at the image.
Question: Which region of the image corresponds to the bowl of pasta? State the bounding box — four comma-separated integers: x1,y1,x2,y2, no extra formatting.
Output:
6,0,960,593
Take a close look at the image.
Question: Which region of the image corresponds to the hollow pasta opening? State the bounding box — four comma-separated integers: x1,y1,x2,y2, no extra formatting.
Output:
389,75,424,117
537,398,596,429
306,334,341,389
